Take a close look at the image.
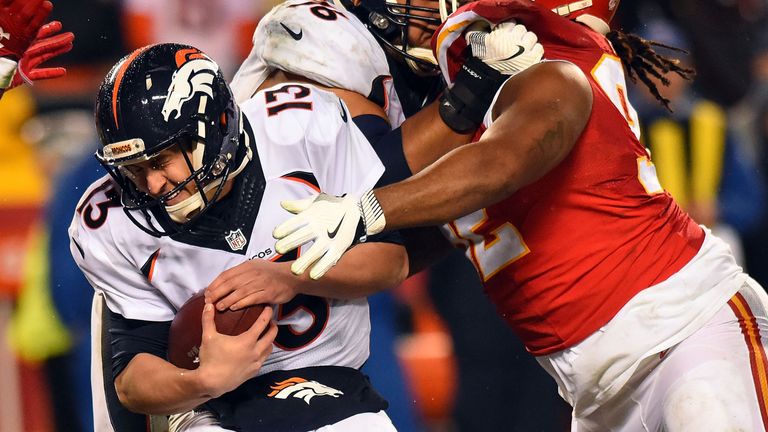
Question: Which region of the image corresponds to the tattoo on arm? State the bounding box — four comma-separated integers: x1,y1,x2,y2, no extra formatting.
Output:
531,120,566,159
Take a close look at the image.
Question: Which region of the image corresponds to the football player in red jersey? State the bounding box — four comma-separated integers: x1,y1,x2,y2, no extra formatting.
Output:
270,0,768,429
0,0,73,99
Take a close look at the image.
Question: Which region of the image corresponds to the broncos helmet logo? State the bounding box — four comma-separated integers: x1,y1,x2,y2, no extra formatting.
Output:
267,377,344,404
161,48,219,122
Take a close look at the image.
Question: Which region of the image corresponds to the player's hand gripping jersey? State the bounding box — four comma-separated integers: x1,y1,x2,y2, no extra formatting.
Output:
434,0,709,355
231,0,405,128
70,83,386,428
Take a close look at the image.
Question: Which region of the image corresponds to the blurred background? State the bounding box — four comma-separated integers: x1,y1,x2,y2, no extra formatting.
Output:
1,0,767,431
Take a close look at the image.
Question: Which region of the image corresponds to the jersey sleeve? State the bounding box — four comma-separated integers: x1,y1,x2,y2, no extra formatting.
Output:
69,179,174,322
231,0,399,118
305,96,385,197
244,84,385,198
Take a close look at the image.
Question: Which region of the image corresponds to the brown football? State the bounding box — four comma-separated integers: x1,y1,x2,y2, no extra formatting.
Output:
167,291,266,370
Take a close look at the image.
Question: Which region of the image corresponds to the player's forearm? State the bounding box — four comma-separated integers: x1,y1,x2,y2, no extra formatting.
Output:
401,101,475,173
375,64,589,231
115,353,216,415
375,138,525,229
296,243,408,299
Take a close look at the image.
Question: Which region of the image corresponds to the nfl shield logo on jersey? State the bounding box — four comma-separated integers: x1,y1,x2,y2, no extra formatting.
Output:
225,229,248,251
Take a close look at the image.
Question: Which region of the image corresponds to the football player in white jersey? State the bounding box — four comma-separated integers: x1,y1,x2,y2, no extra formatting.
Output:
70,43,410,431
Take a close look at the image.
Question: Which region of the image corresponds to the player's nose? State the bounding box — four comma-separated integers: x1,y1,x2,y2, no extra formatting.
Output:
144,170,168,197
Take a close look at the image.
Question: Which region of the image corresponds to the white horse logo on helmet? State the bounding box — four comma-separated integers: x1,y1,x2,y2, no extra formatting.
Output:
267,377,344,405
161,48,219,122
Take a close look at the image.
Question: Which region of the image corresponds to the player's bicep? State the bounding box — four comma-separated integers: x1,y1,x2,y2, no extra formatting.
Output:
485,61,592,185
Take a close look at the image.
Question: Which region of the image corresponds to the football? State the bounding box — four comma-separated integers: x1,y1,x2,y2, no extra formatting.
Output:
167,291,267,370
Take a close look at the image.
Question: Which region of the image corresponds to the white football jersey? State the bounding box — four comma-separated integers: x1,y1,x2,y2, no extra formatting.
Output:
70,82,384,374
230,0,405,128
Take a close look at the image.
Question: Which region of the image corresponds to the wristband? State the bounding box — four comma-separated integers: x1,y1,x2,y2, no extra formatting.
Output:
438,53,506,134
358,190,386,243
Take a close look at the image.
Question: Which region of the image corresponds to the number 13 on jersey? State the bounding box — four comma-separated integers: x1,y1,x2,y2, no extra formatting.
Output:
443,209,529,281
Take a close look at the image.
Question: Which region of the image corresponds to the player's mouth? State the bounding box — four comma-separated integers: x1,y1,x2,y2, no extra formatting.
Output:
164,189,185,205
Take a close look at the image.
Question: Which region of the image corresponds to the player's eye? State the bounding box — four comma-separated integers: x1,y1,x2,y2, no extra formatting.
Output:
151,159,170,170
124,165,143,176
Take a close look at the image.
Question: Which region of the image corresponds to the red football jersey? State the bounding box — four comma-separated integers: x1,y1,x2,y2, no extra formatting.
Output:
439,1,705,355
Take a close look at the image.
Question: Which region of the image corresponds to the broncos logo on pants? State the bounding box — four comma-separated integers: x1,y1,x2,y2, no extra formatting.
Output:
268,377,344,404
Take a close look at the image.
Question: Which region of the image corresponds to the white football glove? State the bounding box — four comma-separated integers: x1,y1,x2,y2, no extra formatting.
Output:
465,21,544,76
272,191,385,280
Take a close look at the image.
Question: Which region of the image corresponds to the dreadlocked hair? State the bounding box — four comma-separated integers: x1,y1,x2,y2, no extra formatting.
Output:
607,30,696,112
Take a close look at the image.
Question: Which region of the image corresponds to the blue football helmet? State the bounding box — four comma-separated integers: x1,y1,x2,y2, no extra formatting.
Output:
94,43,247,237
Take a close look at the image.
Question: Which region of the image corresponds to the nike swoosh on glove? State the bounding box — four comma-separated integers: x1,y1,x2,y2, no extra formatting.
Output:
465,21,544,76
272,191,385,280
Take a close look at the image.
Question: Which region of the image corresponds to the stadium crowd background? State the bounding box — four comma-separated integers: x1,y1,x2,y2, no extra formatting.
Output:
0,0,767,431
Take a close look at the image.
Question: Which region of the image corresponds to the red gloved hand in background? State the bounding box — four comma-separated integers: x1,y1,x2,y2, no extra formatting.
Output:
0,0,53,61
11,21,74,88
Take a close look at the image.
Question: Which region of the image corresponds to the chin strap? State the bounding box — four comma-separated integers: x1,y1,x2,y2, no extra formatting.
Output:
397,45,440,75
165,179,221,223
438,0,458,21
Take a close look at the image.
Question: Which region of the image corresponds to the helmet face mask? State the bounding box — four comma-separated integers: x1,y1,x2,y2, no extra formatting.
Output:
336,0,445,74
94,43,246,238
113,140,233,238
343,0,621,71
